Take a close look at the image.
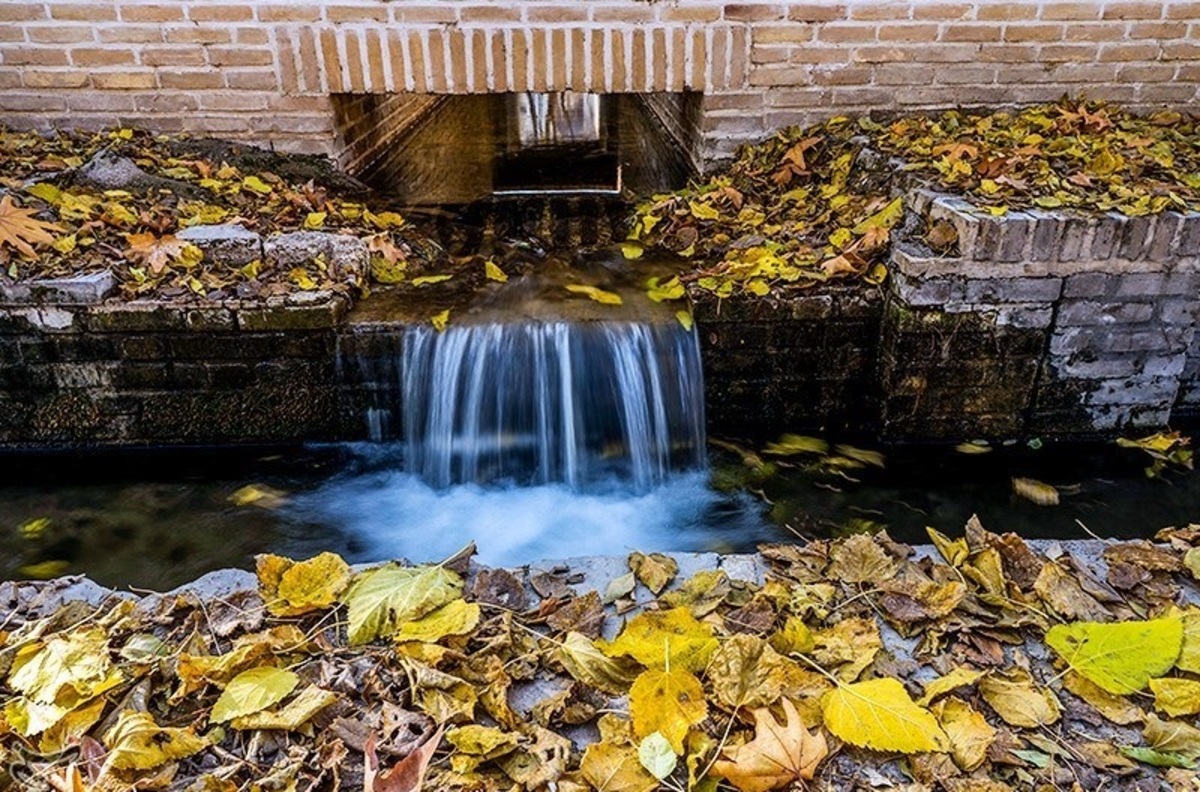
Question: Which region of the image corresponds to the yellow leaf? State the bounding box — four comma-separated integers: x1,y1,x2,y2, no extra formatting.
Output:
341,563,462,645
712,698,828,792
447,724,519,772
1012,477,1059,506
926,527,969,567
978,668,1061,728
431,309,450,332
1151,678,1200,718
821,677,949,753
290,267,317,290
645,276,684,302
745,279,771,296
8,627,119,713
241,175,273,195
412,274,452,286
689,200,720,221
229,483,287,509
257,551,351,617
51,233,76,254
20,517,51,539
565,284,623,305
621,241,644,260
229,685,338,731
829,227,853,249
1063,670,1144,725
1177,607,1200,674
484,260,508,282
558,631,640,694
675,310,693,331
918,666,986,707
811,617,881,683
1045,617,1183,695
603,607,718,672
365,209,405,229
629,667,706,754
580,741,657,792
211,666,298,723
102,711,207,772
932,697,995,772
394,599,481,644
303,211,326,229
1145,713,1200,759
769,616,815,656
37,697,106,754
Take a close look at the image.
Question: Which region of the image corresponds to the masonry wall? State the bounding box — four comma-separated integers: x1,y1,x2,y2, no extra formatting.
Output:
1,1,1197,165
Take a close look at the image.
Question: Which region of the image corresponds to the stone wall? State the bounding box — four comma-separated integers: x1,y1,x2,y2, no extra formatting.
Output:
1,1,1196,164
0,296,351,448
885,193,1200,440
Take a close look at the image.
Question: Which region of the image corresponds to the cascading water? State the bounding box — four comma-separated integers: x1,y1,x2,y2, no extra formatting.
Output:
401,320,706,490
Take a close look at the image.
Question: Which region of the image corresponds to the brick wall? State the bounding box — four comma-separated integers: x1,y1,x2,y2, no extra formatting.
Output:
1,1,1197,165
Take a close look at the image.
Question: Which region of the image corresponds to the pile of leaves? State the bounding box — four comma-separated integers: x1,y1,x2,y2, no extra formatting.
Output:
7,520,1200,790
631,99,1200,299
0,128,434,300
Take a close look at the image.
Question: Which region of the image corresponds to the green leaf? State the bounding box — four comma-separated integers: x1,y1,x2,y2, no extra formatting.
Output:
1045,617,1183,695
211,666,298,723
342,563,463,645
638,733,677,780
1120,746,1196,769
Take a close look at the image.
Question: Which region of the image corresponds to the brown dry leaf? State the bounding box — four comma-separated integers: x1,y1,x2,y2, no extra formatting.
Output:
628,552,678,595
712,698,828,792
363,725,442,792
546,591,605,638
978,668,1061,728
0,194,61,258
706,633,794,710
826,534,897,585
811,617,882,682
1034,561,1111,622
124,232,200,275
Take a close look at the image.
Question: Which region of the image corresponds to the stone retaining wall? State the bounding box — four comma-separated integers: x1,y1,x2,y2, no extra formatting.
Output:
0,297,350,447
885,193,1200,440
0,1,1196,164
5,194,1200,448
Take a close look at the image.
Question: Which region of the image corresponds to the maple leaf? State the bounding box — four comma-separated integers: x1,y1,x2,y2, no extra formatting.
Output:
712,698,828,792
123,232,198,275
364,726,442,792
0,194,61,258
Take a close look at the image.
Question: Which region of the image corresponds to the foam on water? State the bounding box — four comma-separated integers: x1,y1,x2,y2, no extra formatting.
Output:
282,463,771,567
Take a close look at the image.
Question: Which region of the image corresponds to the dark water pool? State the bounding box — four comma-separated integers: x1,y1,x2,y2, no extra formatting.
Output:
1,440,1196,590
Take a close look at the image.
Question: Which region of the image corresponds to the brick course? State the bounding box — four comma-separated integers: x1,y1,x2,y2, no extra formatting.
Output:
0,1,1197,163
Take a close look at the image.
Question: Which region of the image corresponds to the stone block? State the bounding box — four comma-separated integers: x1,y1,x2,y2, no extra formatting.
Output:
1161,298,1200,326
1117,214,1156,261
1087,213,1125,260
1056,300,1155,326
1177,212,1200,258
891,271,965,306
994,304,1054,329
1057,214,1093,262
1063,272,1115,298
237,299,346,331
928,195,980,255
1148,212,1183,262
1025,209,1062,262
1058,355,1143,379
1086,375,1179,406
0,271,116,305
1141,354,1188,378
177,223,263,266
964,276,1061,304
263,231,369,276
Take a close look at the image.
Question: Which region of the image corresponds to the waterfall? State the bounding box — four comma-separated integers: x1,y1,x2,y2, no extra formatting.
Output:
396,320,706,490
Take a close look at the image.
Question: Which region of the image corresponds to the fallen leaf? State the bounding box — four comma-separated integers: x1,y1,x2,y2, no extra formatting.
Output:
101,711,208,772
0,194,61,258
822,677,949,753
565,284,623,305
712,698,828,792
1045,617,1183,694
211,666,298,723
580,741,658,792
978,668,1061,728
932,697,995,771
342,563,463,645
602,607,719,672
364,725,442,792
629,667,706,753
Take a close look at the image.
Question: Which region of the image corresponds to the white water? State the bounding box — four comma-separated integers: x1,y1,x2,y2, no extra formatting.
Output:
283,464,772,567
400,321,706,489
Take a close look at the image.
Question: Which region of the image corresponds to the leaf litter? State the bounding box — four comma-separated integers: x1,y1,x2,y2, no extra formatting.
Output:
4,515,1200,789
